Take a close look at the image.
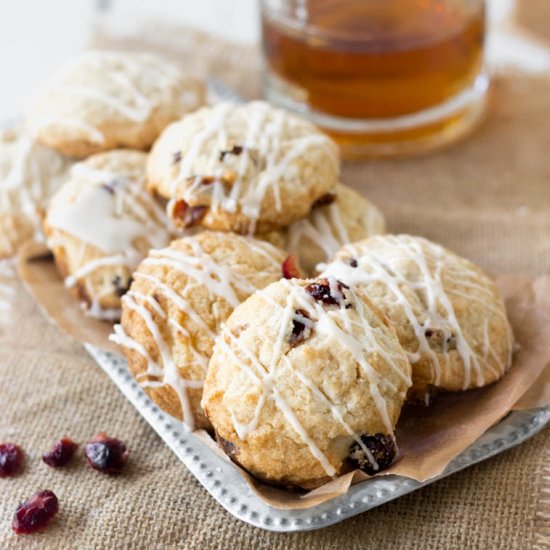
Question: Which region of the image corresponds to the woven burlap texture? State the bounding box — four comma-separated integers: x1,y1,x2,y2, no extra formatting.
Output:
1,12,550,550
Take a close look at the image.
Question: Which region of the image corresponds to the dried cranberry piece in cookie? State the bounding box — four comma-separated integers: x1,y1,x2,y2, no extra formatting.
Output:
84,433,128,474
219,145,244,161
348,433,397,476
305,277,350,307
216,433,239,457
282,255,304,279
311,193,336,209
424,327,457,353
290,309,313,346
12,490,59,534
112,275,132,298
171,200,207,228
0,443,24,477
42,438,79,468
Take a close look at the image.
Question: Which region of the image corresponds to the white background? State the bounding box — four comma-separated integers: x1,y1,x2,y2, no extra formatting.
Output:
1,0,549,122
0,0,258,121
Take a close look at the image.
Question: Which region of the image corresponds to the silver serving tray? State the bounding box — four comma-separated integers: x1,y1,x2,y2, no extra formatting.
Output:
86,343,550,532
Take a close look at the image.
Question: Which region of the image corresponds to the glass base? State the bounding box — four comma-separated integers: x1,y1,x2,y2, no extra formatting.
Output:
262,71,490,158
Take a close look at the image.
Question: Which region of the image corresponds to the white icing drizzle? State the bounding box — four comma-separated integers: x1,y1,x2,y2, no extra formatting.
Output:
64,255,127,288
27,51,199,142
322,235,513,390
47,161,173,319
285,193,385,271
173,102,338,233
1,130,70,249
110,235,284,429
217,279,410,478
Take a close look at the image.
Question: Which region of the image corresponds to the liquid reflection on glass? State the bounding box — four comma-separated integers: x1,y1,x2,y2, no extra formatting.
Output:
261,0,488,157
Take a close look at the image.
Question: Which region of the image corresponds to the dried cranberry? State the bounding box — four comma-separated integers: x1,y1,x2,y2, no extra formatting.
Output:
171,200,207,228
349,258,358,268
84,433,128,474
282,255,303,279
425,328,456,352
219,145,244,161
42,438,78,468
216,434,239,457
0,443,24,477
197,176,217,186
173,151,182,163
100,182,116,194
112,275,132,298
12,490,59,534
290,309,312,346
348,433,397,475
311,193,336,209
305,278,349,307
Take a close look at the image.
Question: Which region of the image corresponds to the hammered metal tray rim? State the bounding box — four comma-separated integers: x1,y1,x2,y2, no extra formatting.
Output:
85,344,550,533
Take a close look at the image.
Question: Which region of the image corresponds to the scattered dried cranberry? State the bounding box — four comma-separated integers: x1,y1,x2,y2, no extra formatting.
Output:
12,490,59,534
305,278,349,307
290,309,312,346
0,443,24,477
42,438,78,468
173,151,182,163
348,433,397,476
349,258,358,268
219,145,244,162
282,255,303,279
84,433,128,474
171,200,207,228
311,193,336,209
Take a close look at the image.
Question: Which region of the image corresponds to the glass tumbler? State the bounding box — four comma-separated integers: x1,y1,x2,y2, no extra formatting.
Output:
260,0,488,158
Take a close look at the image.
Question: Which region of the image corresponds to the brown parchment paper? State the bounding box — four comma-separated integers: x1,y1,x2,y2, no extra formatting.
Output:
18,240,550,509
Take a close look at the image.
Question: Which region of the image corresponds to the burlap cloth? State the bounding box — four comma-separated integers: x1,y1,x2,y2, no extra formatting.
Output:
2,6,550,549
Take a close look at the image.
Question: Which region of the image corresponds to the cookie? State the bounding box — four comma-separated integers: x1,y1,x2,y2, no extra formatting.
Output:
44,149,172,319
321,235,513,399
25,50,206,157
147,101,339,234
110,231,287,429
261,183,386,275
0,128,71,258
202,277,411,488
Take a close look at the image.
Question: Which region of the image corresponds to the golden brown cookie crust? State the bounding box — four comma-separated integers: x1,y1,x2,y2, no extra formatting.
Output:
260,183,386,275
202,277,411,488
25,51,206,157
322,234,514,396
147,101,339,234
112,231,288,429
0,128,71,258
44,149,172,319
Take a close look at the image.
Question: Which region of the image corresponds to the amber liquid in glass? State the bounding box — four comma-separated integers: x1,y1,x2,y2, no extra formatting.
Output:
262,0,486,156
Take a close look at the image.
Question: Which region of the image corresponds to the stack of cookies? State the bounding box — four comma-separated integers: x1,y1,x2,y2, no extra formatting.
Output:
5,51,514,490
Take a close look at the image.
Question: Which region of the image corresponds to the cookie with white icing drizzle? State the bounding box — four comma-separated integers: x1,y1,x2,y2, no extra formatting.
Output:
0,127,72,258
44,149,172,320
147,101,339,234
25,50,206,157
261,183,386,275
202,277,411,488
321,235,514,400
110,231,288,430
